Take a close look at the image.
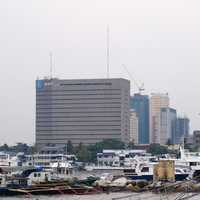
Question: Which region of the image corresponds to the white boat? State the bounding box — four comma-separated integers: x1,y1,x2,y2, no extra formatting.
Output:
123,161,189,181
24,154,77,168
50,161,75,179
170,147,200,178
86,156,190,181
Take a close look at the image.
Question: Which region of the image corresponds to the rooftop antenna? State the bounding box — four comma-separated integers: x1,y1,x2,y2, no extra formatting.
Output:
106,25,110,79
49,52,53,79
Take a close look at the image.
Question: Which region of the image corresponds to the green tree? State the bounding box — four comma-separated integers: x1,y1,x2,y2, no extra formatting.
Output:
76,143,91,162
95,139,125,150
0,143,37,154
27,145,37,154
66,140,74,154
87,139,125,162
147,143,169,155
0,144,9,152
127,141,135,149
13,143,29,153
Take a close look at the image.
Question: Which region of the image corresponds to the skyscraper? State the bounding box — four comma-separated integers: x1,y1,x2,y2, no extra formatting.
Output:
175,117,190,144
150,93,169,144
36,78,130,148
130,94,149,144
130,109,139,144
160,108,177,145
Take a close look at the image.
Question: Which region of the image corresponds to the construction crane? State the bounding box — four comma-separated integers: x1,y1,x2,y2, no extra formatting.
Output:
122,64,145,94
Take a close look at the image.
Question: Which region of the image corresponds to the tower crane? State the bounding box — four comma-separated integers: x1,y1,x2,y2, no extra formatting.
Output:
122,64,145,94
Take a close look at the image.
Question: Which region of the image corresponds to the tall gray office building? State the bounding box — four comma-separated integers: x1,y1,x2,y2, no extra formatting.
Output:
36,78,130,148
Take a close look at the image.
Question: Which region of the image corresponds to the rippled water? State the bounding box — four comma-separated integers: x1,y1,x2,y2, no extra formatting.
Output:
1,192,200,200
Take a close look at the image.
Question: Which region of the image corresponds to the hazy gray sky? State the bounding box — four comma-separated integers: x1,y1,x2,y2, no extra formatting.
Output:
0,0,200,144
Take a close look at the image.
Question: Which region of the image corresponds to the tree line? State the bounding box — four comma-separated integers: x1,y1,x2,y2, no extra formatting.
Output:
66,139,176,162
0,140,177,162
0,143,36,154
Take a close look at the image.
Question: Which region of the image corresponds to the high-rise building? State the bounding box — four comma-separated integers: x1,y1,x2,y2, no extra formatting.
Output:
150,93,169,144
36,78,130,148
160,108,177,145
175,117,190,144
130,109,139,144
130,94,149,144
193,130,200,149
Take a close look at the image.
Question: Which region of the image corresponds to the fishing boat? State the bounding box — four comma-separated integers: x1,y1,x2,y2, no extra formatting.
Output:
6,185,101,196
0,166,101,196
0,185,101,196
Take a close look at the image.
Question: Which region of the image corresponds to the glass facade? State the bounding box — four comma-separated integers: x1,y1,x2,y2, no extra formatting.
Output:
175,117,190,144
130,94,149,144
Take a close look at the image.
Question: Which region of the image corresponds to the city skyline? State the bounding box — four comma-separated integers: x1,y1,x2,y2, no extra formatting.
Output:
0,0,200,144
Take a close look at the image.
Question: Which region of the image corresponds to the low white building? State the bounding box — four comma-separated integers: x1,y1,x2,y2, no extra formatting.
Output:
97,149,146,167
24,154,77,168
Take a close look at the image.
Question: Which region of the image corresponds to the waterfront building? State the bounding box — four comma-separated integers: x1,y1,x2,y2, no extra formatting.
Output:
0,152,27,167
130,94,149,144
130,109,139,144
36,78,130,148
97,149,146,167
175,117,190,144
25,154,77,168
0,152,12,167
150,93,169,144
160,108,177,145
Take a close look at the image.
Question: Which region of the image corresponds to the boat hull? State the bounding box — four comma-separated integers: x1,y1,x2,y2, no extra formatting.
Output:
126,174,189,181
0,187,101,196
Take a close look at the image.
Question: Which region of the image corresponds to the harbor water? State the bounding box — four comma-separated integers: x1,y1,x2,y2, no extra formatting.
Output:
2,192,200,200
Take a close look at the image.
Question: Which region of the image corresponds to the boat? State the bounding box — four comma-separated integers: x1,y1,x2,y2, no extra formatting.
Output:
86,155,190,182
0,185,101,196
123,162,189,181
6,185,101,196
159,147,200,179
176,147,200,178
0,166,101,196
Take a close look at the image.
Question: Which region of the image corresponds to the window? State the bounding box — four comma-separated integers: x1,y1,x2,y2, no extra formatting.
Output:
190,162,197,166
124,169,136,173
141,167,149,172
120,156,124,160
175,169,182,173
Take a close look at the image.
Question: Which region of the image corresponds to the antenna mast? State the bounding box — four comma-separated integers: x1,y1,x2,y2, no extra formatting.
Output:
106,25,110,79
49,52,53,79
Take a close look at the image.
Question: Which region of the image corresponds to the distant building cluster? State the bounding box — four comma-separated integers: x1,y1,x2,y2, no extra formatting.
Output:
130,93,190,146
35,77,191,149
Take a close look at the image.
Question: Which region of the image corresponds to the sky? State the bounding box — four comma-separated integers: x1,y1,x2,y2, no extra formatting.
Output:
0,0,200,145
